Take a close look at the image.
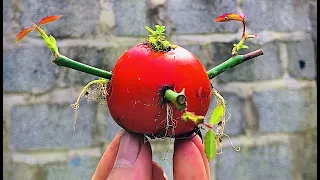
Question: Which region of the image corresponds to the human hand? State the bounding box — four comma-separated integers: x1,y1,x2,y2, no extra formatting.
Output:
92,131,210,180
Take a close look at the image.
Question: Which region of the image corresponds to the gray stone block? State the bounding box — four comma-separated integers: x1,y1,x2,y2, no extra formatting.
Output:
302,133,317,180
10,102,97,151
182,44,210,67
253,86,317,133
3,152,14,180
3,0,12,23
3,22,19,57
3,0,20,57
59,46,105,85
21,0,100,38
211,42,281,82
113,0,150,36
242,0,311,32
59,44,135,86
216,144,292,180
10,163,45,180
287,40,316,80
45,156,100,180
3,46,57,92
168,0,238,34
183,45,201,57
206,92,244,135
102,45,134,70
309,2,317,41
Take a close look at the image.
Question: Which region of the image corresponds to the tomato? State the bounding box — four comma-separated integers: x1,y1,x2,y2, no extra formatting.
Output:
106,43,211,137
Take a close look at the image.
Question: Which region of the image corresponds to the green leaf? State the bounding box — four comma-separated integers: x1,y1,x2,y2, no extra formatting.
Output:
148,36,157,44
145,26,156,35
49,35,56,45
204,129,216,161
209,103,225,125
161,40,170,48
49,35,59,53
44,37,53,50
155,25,165,33
240,45,249,49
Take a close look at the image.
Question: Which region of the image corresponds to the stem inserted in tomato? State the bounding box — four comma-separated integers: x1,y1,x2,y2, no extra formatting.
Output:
181,111,205,125
163,89,187,111
207,48,264,79
53,54,112,80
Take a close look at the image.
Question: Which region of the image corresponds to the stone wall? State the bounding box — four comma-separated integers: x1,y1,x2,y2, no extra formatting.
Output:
3,0,317,179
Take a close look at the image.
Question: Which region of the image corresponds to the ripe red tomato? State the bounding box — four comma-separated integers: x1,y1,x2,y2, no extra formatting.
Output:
106,43,211,137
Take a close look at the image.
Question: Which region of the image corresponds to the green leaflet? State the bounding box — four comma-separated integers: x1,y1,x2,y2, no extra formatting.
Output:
49,35,59,54
161,40,170,48
43,35,59,54
49,35,56,45
241,44,249,49
155,25,165,34
209,103,225,125
204,129,216,161
145,26,156,35
145,25,174,51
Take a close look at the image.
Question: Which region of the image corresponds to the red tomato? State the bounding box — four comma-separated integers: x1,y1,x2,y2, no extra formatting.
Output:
106,44,211,137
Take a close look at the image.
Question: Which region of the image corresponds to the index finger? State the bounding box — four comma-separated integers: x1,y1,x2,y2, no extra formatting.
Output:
91,131,124,180
173,134,210,180
190,134,210,178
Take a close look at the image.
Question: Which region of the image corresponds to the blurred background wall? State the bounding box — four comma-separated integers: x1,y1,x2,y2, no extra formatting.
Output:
3,0,317,179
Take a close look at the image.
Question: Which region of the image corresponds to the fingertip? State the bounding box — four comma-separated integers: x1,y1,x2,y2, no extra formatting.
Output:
152,161,167,180
189,134,211,179
92,130,124,180
173,137,208,180
107,133,153,180
134,137,153,170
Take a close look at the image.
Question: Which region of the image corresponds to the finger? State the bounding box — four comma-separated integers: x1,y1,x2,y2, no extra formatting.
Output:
152,161,167,180
92,131,124,180
173,137,208,180
190,134,210,179
107,132,153,180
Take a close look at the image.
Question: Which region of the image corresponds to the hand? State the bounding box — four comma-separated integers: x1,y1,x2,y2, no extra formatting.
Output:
92,131,210,180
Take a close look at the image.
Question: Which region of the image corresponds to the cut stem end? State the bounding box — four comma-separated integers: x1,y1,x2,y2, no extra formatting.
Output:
163,88,187,111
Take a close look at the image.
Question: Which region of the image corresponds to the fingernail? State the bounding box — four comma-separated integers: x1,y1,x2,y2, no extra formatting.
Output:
114,132,141,168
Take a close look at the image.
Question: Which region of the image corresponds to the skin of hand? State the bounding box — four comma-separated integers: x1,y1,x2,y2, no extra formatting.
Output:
92,131,210,180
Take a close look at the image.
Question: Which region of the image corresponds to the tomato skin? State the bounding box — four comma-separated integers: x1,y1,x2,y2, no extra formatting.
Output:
106,44,211,137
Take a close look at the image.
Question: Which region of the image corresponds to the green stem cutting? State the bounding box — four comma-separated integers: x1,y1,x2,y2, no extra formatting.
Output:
53,54,112,79
207,48,264,79
164,89,187,111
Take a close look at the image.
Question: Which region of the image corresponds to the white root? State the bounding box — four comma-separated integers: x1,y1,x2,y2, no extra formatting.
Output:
70,79,109,139
210,85,240,154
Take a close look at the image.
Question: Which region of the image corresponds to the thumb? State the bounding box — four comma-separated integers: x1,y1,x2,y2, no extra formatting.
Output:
107,132,152,180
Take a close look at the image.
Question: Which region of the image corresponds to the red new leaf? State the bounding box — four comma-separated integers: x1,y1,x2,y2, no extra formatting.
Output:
15,27,35,43
39,15,62,26
214,13,245,22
